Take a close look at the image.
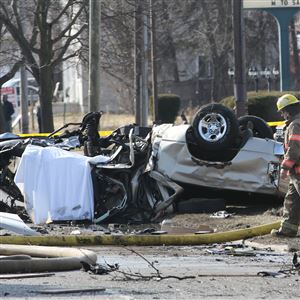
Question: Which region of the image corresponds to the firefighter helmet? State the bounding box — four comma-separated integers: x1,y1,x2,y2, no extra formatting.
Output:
277,94,300,111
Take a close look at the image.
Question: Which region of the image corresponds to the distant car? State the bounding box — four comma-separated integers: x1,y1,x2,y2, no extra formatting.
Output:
151,103,286,197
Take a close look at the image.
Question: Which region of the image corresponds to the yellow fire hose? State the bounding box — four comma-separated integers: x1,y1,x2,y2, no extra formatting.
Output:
0,221,280,274
0,221,280,247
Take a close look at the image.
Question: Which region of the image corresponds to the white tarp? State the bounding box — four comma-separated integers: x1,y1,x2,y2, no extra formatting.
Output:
14,145,94,224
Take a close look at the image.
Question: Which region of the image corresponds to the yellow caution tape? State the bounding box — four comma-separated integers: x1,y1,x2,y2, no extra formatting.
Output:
15,121,285,137
267,121,285,127
17,131,113,138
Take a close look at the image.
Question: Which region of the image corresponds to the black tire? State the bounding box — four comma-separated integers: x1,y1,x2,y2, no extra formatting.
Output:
176,198,225,214
238,115,273,139
192,104,239,151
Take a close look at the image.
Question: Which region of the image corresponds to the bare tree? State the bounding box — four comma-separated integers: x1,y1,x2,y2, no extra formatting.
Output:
0,20,23,132
291,16,300,90
245,10,278,70
101,0,135,113
0,0,88,132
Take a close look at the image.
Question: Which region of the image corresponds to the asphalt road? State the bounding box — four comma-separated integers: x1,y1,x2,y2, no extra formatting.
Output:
0,245,299,299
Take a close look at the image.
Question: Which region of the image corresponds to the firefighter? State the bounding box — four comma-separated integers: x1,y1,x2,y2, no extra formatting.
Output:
271,94,300,237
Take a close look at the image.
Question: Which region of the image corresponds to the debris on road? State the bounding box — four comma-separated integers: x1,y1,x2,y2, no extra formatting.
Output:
205,243,285,257
257,271,288,278
31,287,106,295
210,210,233,219
0,212,40,236
81,261,119,275
161,219,214,234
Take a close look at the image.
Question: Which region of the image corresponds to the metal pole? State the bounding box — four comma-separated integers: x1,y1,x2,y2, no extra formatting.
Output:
232,0,247,117
88,0,101,112
150,0,158,123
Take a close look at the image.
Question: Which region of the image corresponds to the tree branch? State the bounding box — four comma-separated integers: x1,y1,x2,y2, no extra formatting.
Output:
0,60,22,86
29,7,39,50
52,4,85,44
50,0,73,26
52,23,87,66
12,0,24,36
0,9,39,76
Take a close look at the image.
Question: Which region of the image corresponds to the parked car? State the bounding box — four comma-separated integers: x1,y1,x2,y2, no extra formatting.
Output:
0,105,286,224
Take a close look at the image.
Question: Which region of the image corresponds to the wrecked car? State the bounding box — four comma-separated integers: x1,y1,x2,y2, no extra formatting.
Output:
152,104,285,197
0,104,286,225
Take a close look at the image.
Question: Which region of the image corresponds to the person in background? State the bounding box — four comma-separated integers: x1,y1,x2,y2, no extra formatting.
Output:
35,101,42,133
2,94,15,132
271,94,300,237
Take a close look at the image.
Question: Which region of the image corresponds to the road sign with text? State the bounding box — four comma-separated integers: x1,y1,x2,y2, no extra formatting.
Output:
244,0,300,8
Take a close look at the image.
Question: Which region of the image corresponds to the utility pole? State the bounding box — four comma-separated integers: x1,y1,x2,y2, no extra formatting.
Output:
134,0,143,125
88,0,101,112
20,65,29,133
19,3,28,133
150,0,158,123
232,0,247,117
141,2,149,127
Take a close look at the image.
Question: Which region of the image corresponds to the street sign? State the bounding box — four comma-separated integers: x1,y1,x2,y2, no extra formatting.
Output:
244,0,300,8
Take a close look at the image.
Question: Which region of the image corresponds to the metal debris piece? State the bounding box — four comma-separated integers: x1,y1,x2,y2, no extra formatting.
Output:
80,261,119,275
0,212,40,236
257,271,287,278
210,211,232,219
32,287,106,294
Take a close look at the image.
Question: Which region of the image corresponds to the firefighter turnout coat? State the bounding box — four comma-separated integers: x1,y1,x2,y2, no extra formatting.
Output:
281,113,300,179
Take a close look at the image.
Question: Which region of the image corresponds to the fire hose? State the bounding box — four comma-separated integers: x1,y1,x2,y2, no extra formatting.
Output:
0,221,280,247
0,244,97,274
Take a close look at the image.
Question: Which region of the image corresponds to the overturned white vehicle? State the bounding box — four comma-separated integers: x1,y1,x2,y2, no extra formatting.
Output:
153,104,284,197
0,104,285,224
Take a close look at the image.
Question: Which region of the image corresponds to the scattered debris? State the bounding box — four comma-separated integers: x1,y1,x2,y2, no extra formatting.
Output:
112,248,195,281
0,212,40,236
206,246,256,256
136,228,157,234
81,247,195,281
257,253,300,278
257,271,287,278
81,261,119,275
161,219,214,234
210,211,233,219
205,243,284,257
32,287,106,295
150,230,168,235
293,252,300,268
70,230,82,235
